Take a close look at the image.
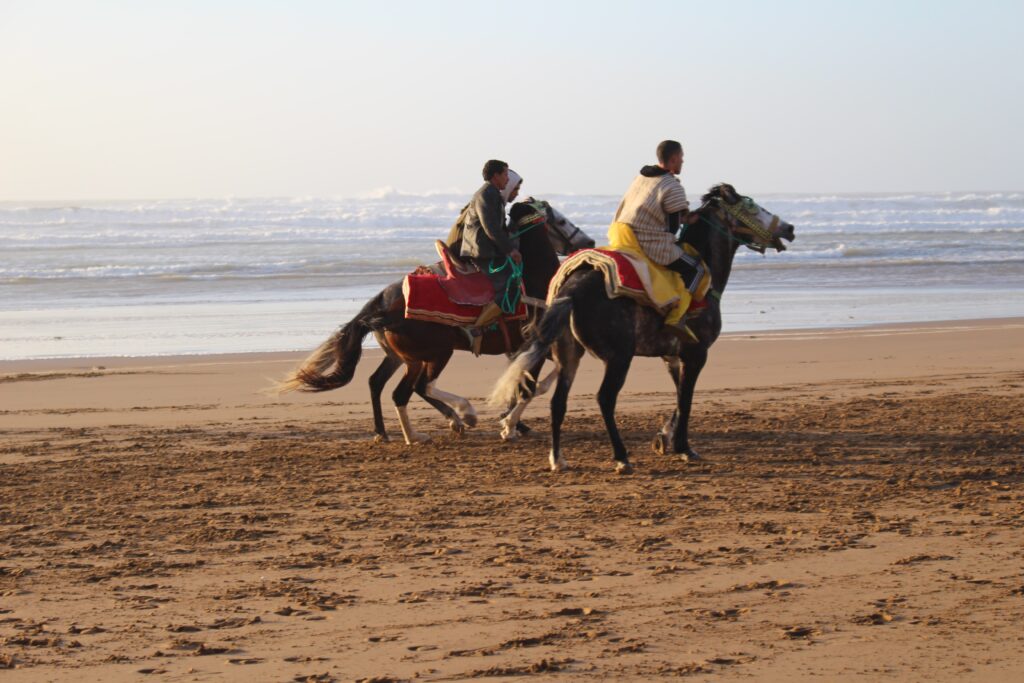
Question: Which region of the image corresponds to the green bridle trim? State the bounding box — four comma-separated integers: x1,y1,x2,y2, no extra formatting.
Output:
694,198,776,253
697,211,759,250
509,200,548,239
720,198,775,244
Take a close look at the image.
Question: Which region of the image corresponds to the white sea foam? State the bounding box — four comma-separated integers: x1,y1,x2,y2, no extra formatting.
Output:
1,191,1023,359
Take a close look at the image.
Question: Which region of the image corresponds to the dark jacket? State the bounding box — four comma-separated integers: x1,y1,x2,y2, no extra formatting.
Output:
459,183,518,260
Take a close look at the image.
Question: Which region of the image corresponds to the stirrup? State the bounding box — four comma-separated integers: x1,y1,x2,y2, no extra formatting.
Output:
666,320,699,344
461,327,483,356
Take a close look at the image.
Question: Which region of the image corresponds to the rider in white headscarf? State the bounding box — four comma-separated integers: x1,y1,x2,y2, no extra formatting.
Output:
501,169,523,204
448,165,524,262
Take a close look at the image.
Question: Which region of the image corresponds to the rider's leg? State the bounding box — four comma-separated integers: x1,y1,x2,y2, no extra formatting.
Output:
665,255,705,295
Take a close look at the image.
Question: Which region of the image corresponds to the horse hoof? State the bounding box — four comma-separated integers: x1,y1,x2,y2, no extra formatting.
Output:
652,433,668,455
615,461,634,475
404,433,431,445
462,411,478,429
448,419,466,437
498,418,517,442
373,433,389,444
549,451,569,472
516,422,532,435
679,449,702,463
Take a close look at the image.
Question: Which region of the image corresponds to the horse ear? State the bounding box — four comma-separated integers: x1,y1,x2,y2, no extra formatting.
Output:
720,183,740,204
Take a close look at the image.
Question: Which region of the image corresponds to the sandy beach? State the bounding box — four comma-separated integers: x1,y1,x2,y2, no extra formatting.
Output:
2,318,1023,681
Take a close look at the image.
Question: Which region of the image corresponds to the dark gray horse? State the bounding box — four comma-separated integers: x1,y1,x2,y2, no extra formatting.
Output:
490,184,796,473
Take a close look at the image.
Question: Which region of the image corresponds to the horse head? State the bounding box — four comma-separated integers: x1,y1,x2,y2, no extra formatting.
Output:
700,183,795,253
511,197,595,256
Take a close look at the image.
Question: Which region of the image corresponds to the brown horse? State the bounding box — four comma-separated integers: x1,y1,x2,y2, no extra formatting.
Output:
279,200,594,444
490,184,796,473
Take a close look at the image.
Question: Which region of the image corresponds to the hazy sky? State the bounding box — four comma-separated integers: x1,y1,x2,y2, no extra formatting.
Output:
2,0,1022,200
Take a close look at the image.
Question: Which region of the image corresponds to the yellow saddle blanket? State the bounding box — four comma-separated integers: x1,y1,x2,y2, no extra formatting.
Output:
605,222,710,325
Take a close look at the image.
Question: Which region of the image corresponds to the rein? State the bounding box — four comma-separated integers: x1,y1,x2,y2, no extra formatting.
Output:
488,256,524,314
520,294,548,309
509,220,544,239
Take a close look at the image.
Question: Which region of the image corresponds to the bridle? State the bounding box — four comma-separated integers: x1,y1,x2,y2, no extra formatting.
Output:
512,199,583,256
694,196,778,253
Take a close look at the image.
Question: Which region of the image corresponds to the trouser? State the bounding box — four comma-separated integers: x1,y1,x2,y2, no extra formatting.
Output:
472,257,511,307
665,254,706,295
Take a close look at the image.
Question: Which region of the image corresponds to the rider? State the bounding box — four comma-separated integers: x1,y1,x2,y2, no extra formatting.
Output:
457,160,524,305
613,140,707,336
455,160,525,350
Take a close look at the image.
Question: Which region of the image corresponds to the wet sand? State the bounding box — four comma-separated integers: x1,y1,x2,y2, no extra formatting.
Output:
1,318,1023,681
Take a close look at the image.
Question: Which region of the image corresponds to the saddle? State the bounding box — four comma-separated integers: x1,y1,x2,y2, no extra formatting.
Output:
433,241,494,306
402,242,527,353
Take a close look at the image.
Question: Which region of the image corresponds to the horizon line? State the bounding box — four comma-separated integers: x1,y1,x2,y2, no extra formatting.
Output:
2,188,1022,204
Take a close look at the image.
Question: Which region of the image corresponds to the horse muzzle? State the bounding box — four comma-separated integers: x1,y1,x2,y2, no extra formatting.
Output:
772,222,796,251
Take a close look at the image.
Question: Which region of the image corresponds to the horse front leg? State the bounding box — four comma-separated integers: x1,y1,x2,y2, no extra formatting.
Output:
597,356,633,474
374,337,460,439
419,353,475,435
413,373,465,435
672,345,708,462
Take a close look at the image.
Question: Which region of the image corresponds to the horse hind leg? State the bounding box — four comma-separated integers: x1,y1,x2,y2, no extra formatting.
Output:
393,361,431,445
499,360,557,440
369,353,402,443
549,339,582,472
653,357,682,455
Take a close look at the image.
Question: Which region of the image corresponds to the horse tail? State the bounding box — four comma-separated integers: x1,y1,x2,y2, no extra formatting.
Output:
489,293,574,408
277,292,386,393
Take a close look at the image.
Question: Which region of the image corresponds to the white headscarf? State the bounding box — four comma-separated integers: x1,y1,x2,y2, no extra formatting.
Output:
500,170,522,203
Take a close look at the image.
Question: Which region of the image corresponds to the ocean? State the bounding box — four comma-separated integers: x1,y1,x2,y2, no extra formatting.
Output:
2,191,1023,360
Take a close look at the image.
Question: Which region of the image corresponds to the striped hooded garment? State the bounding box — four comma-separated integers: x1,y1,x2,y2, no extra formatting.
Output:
613,165,689,265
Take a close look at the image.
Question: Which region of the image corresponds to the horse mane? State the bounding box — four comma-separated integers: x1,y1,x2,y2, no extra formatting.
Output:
683,183,736,253
508,201,536,226
700,182,737,205
508,201,551,250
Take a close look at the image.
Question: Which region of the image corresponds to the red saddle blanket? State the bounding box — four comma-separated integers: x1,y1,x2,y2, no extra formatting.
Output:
403,242,527,326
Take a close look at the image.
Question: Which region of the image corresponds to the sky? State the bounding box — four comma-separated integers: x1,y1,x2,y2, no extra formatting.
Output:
2,0,1023,200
